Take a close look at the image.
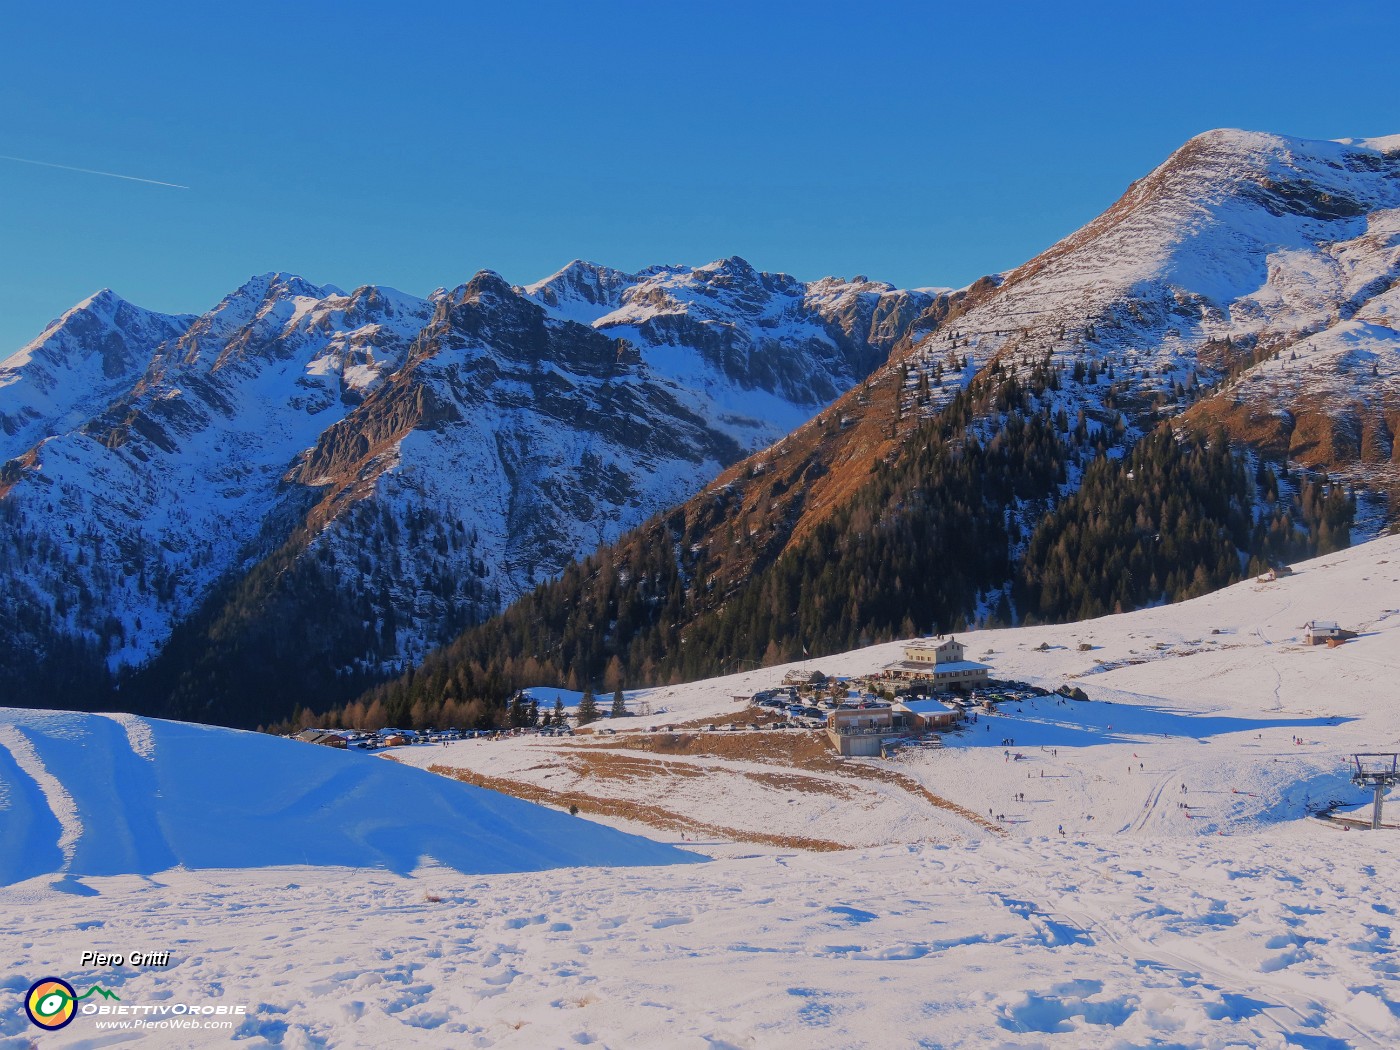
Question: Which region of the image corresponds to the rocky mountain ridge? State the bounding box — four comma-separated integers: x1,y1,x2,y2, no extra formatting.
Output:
0,259,937,718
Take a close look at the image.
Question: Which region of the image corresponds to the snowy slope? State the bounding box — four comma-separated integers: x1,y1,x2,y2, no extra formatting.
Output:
398,531,1400,850
893,130,1400,481
2,834,1395,1049
4,536,1400,1047
0,708,696,887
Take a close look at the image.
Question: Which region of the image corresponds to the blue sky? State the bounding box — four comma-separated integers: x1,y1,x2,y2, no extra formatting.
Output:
2,1,1397,351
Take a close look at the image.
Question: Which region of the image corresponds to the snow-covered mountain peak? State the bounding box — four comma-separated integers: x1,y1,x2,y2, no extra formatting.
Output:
1348,132,1400,155
884,127,1400,490
692,254,762,282
805,274,897,298
164,272,344,370
66,286,122,318
242,271,341,302
457,268,520,307
3,288,178,369
915,127,1400,357
519,260,639,326
0,291,194,460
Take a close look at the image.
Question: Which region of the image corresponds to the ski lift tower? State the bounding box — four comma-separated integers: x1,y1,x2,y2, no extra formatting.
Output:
1351,754,1399,830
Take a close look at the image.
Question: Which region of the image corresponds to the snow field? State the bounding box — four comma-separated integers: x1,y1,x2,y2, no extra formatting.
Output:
2,833,1395,1048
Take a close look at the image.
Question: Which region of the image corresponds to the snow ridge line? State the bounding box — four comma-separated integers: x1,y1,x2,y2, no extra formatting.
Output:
98,712,156,761
0,725,81,864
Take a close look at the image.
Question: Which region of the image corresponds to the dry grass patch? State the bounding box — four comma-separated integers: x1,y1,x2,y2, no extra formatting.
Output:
580,729,1001,835
595,727,835,765
556,749,866,801
428,764,848,852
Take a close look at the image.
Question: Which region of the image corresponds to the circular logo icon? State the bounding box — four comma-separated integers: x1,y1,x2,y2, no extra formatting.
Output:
26,977,77,1030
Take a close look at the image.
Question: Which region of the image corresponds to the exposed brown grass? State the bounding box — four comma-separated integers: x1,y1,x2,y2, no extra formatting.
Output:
455,724,1002,839
592,730,1001,834
595,727,835,765
551,749,864,801
429,764,849,852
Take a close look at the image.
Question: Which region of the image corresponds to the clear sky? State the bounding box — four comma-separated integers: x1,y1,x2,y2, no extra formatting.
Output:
2,0,1398,351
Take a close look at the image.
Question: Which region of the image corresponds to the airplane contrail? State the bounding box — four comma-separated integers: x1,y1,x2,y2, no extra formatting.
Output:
0,153,188,189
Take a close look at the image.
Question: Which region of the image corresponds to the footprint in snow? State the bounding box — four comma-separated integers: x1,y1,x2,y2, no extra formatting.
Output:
825,905,878,924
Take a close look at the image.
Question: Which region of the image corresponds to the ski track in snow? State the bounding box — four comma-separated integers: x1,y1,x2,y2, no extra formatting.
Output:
0,722,82,867
99,711,156,760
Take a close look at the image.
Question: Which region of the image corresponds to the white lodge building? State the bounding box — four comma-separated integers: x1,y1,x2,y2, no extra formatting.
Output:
885,636,990,690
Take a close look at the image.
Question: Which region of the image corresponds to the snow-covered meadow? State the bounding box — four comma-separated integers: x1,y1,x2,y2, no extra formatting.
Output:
4,534,1400,1047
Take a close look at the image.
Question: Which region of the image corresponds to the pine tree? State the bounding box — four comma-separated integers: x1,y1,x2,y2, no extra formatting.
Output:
552,698,565,727
577,689,599,725
508,692,526,727
610,687,627,719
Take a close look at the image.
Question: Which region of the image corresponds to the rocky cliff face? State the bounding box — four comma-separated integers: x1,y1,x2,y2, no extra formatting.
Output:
0,259,935,707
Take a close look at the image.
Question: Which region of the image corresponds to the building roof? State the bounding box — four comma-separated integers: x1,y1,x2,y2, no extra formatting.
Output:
1308,620,1340,631
832,704,891,717
897,698,960,715
295,729,349,745
886,659,991,674
904,637,962,651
